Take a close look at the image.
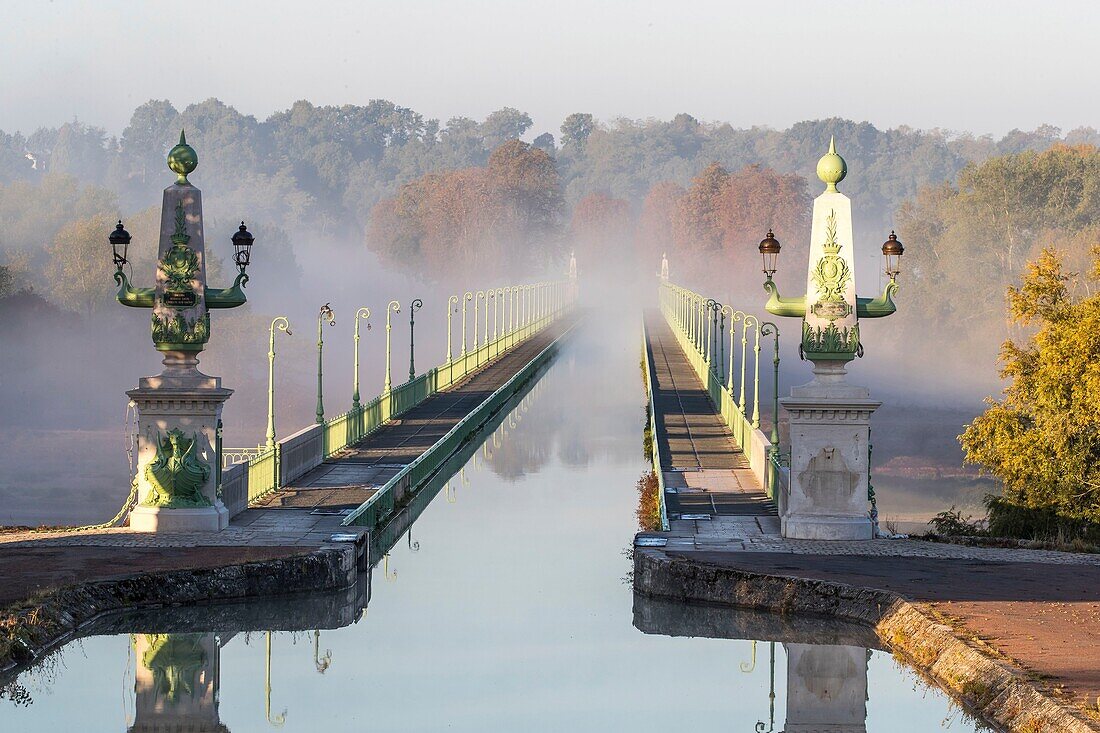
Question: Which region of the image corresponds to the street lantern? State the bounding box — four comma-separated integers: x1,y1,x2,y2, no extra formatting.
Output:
110,220,131,268
758,230,781,279
882,231,904,281
232,222,254,272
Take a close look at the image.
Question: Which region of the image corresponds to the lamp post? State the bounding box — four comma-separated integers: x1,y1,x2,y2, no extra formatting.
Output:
316,303,335,424
446,295,459,364
474,290,485,361
265,317,292,450
758,138,903,540
485,291,493,352
383,300,400,393
705,298,721,366
352,307,371,411
408,298,422,381
461,292,472,357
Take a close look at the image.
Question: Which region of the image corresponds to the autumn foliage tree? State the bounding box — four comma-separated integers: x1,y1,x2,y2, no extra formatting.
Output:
367,140,563,280
633,162,809,291
961,246,1100,537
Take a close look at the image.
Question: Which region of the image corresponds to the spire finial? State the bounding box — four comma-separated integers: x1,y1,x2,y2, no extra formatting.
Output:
816,136,847,193
167,128,198,185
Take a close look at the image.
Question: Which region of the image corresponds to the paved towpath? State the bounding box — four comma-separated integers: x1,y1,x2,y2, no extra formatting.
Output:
645,311,774,517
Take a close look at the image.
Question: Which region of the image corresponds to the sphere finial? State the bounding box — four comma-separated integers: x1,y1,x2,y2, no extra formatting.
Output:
816,135,847,192
167,129,198,185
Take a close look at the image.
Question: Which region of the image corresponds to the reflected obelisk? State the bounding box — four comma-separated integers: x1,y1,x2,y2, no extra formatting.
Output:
782,643,867,733
129,633,228,733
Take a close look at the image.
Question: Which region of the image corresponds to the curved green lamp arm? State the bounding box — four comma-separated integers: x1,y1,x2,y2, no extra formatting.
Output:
114,269,154,308
855,280,898,318
205,271,249,309
762,279,805,318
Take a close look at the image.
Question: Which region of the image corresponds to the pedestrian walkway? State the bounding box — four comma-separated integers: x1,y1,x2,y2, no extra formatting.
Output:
645,312,774,517
257,318,572,511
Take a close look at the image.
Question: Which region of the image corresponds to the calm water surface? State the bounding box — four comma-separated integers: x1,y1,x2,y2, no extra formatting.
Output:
1,318,984,732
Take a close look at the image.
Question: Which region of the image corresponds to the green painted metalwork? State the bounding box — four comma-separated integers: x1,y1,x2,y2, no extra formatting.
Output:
113,131,250,357
408,298,422,381
383,300,400,393
142,428,212,508
659,280,780,499
316,303,335,424
342,316,576,528
167,130,198,185
266,316,291,450
461,292,472,357
352,307,371,411
640,319,671,531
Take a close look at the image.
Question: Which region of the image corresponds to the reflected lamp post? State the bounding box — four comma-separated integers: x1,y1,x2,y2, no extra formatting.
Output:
383,300,400,393
408,298,422,381
265,317,292,450
352,307,371,411
315,303,335,424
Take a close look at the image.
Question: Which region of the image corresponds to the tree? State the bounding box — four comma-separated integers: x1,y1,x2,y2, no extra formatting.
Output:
43,213,120,315
635,181,684,275
961,246,1100,532
895,144,1100,375
532,132,556,155
560,113,595,149
570,192,633,273
674,162,729,259
479,108,533,151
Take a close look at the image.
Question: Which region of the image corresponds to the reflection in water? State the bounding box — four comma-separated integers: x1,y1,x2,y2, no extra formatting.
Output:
2,317,984,732
131,633,224,733
634,594,982,733
785,644,867,733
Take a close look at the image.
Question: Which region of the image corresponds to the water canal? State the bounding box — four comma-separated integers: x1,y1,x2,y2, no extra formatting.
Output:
1,316,984,732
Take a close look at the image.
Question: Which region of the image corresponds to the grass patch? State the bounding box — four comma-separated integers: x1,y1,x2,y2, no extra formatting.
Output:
636,471,661,531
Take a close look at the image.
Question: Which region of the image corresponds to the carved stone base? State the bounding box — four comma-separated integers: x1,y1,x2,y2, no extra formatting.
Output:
780,360,879,541
130,504,229,532
126,364,233,533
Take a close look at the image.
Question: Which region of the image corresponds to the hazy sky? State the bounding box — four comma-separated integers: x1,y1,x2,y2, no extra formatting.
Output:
3,0,1098,137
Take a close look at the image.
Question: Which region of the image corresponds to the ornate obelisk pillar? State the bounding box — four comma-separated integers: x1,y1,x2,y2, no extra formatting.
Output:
117,132,252,532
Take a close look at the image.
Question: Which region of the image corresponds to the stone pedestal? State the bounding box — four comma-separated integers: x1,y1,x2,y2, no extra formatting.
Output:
780,361,878,540
128,352,232,532
783,643,868,732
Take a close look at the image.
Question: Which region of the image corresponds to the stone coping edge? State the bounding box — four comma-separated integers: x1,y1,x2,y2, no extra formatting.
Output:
0,545,355,681
633,547,1100,733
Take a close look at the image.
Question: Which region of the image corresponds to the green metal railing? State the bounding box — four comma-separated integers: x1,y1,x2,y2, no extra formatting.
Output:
320,282,571,460
223,279,575,516
658,280,783,500
343,319,575,528
641,320,671,531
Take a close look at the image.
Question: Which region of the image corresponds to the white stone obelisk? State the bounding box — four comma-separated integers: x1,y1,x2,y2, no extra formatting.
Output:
779,140,878,540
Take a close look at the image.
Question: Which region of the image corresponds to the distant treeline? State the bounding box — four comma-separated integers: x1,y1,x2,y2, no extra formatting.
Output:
1,97,1094,240
4,98,1100,390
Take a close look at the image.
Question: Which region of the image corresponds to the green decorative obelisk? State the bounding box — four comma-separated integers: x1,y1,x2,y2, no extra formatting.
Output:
115,131,253,532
